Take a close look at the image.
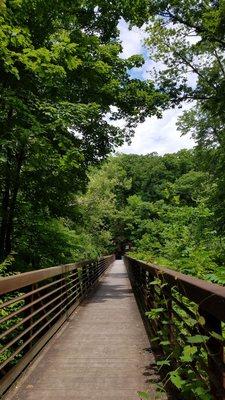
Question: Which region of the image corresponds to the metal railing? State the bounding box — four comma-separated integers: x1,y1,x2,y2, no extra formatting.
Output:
124,255,225,400
0,254,115,395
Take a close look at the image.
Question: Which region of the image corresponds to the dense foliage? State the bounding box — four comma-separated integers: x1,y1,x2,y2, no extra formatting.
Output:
81,151,225,285
0,0,167,271
1,0,225,284
144,0,225,234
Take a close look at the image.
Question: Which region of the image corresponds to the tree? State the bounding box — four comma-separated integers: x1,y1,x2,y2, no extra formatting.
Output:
79,151,223,282
145,1,225,104
144,0,225,231
0,0,167,262
79,158,132,255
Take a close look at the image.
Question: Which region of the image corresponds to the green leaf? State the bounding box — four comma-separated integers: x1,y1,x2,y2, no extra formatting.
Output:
137,391,149,399
198,316,206,326
170,371,186,389
149,279,162,285
193,386,211,400
151,336,160,342
180,345,197,362
160,340,170,346
210,331,224,341
145,308,164,320
187,335,208,344
156,359,171,366
0,155,7,163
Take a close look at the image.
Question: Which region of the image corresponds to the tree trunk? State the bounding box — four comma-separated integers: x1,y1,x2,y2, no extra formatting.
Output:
0,146,25,262
0,151,11,262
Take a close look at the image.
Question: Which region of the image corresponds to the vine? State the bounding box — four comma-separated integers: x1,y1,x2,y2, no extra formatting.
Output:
136,277,225,400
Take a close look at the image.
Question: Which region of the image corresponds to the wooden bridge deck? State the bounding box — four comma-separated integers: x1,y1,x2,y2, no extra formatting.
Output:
5,260,164,400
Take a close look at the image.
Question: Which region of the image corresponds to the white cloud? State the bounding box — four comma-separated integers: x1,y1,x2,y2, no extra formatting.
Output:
116,105,196,155
119,19,164,79
117,20,196,155
119,18,147,59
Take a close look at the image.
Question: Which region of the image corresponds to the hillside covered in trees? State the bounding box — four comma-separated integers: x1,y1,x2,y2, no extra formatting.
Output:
79,150,225,284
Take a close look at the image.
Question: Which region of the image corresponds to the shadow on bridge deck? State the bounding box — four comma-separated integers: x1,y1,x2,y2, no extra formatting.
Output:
4,260,167,400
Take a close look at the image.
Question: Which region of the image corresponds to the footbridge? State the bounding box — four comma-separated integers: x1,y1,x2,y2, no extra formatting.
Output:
1,255,225,399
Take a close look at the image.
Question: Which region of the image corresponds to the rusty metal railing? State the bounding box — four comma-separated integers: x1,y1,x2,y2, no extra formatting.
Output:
124,255,225,400
0,254,115,395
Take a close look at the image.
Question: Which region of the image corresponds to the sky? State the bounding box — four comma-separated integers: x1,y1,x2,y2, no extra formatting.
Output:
116,19,196,155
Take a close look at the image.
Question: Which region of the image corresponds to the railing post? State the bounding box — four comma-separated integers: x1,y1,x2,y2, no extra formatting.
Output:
199,308,225,400
90,262,94,285
60,269,66,316
72,268,80,300
79,266,84,297
165,287,174,346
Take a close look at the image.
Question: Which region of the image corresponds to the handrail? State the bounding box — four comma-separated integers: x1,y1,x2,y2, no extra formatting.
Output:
128,257,225,321
124,255,225,400
0,259,104,295
0,254,115,395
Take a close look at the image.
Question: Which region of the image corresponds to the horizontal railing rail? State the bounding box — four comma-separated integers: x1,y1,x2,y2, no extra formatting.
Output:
0,254,115,395
124,255,225,400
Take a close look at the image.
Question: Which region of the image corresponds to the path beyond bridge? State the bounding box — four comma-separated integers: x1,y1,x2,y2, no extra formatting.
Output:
5,260,163,400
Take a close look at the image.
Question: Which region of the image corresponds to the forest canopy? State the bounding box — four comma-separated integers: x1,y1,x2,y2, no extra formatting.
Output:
0,0,225,286
0,0,167,269
79,151,225,285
